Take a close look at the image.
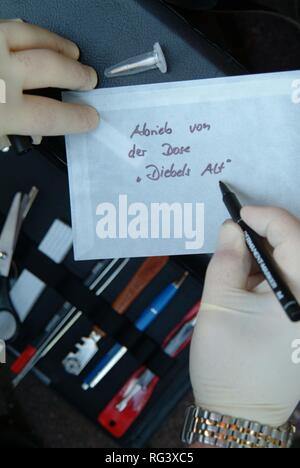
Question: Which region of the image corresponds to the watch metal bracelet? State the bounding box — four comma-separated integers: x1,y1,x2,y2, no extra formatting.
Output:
181,406,295,448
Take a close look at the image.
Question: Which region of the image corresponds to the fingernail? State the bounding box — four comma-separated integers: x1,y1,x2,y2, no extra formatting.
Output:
85,106,100,130
0,18,24,25
90,67,99,88
82,66,98,90
222,219,233,227
69,42,80,60
218,221,243,249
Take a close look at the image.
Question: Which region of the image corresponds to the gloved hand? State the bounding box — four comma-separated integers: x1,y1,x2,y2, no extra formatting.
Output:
190,206,300,428
0,19,99,140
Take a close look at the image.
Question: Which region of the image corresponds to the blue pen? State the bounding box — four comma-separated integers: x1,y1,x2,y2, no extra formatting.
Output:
82,271,189,390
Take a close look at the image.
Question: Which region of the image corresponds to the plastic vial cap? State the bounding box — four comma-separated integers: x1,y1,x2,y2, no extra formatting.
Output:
105,42,167,78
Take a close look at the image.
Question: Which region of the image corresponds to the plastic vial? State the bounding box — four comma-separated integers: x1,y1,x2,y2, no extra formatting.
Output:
105,42,168,78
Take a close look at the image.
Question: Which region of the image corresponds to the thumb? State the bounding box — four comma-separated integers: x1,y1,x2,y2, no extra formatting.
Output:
206,220,252,291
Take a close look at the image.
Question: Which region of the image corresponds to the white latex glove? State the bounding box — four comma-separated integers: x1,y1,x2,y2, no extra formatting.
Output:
0,19,99,140
190,206,300,428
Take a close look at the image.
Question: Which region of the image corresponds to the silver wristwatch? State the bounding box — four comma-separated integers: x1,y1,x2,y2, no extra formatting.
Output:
181,406,295,448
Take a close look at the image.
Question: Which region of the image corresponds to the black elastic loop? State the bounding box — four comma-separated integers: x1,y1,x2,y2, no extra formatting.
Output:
20,246,175,377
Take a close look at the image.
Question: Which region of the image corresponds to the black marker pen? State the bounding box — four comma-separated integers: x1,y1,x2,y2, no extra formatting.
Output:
219,181,300,322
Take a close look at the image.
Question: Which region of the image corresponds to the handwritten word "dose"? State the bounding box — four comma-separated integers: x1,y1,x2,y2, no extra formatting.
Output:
162,143,191,156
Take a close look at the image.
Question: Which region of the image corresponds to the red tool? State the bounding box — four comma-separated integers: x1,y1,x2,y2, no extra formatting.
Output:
98,301,201,438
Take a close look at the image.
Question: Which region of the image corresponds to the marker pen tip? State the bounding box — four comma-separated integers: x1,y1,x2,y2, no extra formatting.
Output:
219,181,232,196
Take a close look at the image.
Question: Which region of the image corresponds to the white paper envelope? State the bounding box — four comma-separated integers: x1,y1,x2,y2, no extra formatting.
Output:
64,71,300,260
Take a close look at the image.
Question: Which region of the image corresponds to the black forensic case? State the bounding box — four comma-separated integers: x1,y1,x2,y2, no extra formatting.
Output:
0,0,243,448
